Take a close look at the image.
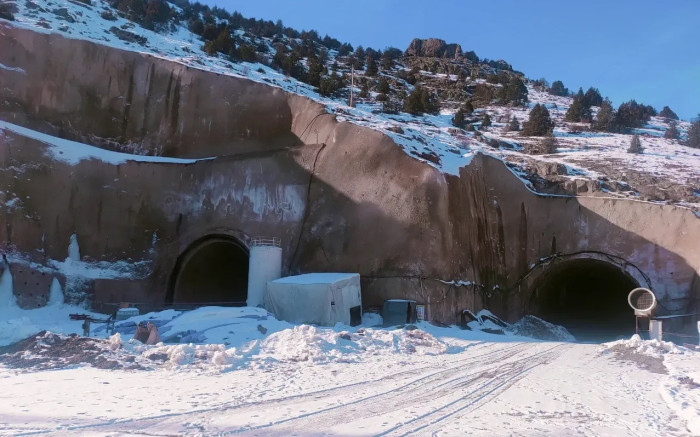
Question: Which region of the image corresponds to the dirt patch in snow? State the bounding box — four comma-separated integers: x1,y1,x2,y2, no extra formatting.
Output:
605,343,667,375
0,331,144,372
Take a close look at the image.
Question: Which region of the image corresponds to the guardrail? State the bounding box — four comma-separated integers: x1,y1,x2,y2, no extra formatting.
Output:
250,236,281,247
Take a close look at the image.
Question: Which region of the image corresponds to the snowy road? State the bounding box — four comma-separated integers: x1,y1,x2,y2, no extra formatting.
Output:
1,337,695,436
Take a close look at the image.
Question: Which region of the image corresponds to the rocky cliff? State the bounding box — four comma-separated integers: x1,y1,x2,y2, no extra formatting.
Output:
404,38,463,58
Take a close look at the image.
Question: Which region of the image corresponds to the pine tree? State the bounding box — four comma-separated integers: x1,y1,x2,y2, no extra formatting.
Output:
305,55,325,87
565,93,592,123
380,52,393,70
351,46,365,69
237,44,257,62
377,78,390,94
628,134,643,154
687,115,700,149
594,98,617,132
664,120,679,140
0,3,15,20
403,86,439,115
659,106,679,120
507,116,520,132
379,47,401,71
318,72,345,97
481,113,492,129
463,100,474,115
365,55,378,76
616,100,653,129
498,76,528,105
565,97,583,122
203,27,235,56
358,81,369,98
337,43,353,57
583,87,603,107
549,80,568,96
522,104,554,136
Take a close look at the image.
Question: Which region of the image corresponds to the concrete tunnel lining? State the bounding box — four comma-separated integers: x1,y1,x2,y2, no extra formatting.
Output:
167,235,249,305
529,257,641,342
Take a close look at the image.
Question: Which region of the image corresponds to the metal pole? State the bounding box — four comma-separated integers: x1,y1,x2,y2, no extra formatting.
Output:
649,320,662,341
350,65,354,107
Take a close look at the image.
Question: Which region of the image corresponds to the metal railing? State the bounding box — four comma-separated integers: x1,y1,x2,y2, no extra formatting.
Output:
251,236,281,247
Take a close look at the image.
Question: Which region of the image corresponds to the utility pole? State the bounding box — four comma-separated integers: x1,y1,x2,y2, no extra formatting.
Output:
349,65,355,107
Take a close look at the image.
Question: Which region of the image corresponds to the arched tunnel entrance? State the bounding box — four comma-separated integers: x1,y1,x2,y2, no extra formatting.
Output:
167,235,249,305
529,257,640,342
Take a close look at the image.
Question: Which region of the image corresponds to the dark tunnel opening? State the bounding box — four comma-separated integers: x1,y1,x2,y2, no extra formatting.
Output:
530,258,639,342
169,236,249,305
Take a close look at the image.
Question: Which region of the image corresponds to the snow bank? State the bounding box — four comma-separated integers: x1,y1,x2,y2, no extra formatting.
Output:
603,335,700,434
604,334,683,357
246,325,447,365
0,120,207,165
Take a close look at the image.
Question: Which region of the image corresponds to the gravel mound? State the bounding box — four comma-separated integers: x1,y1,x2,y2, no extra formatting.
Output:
0,331,143,371
510,315,576,342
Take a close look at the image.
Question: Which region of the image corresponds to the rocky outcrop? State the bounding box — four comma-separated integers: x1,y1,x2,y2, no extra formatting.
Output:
405,38,463,58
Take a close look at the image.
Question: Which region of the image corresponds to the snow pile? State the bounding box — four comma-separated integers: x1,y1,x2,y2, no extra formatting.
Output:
139,342,232,367
604,334,683,357
248,325,447,365
0,306,450,371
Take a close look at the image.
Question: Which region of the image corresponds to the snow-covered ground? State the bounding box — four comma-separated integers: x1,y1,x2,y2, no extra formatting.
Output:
0,293,698,436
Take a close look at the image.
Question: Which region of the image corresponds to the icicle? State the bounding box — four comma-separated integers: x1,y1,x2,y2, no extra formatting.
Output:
150,231,158,255
48,277,64,306
0,265,17,308
67,234,80,262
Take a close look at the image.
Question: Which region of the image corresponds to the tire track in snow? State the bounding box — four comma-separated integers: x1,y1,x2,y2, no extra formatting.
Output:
382,343,570,437
253,343,569,436
51,341,531,435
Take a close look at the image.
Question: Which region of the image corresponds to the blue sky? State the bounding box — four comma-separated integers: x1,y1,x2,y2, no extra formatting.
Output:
199,1,699,120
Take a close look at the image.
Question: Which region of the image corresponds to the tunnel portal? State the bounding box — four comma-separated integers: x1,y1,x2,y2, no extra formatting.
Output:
529,258,640,342
168,235,249,305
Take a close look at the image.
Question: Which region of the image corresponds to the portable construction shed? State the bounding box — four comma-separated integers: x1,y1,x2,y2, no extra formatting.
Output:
265,273,362,326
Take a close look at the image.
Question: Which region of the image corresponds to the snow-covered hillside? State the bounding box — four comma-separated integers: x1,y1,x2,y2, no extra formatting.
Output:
0,303,698,436
3,0,699,211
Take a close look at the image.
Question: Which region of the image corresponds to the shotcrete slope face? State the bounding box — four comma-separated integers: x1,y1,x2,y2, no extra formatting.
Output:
0,25,698,339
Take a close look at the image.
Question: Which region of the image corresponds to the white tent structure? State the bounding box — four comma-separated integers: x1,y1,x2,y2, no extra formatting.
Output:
265,273,362,326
